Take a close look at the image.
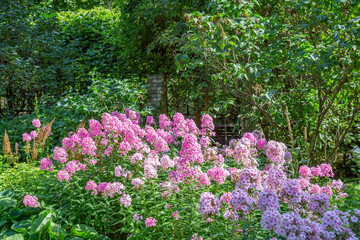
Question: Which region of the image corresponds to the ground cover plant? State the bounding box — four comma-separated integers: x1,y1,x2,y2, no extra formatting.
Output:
1,110,359,239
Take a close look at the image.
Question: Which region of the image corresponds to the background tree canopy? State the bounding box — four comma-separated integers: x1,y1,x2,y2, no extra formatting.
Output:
0,0,359,172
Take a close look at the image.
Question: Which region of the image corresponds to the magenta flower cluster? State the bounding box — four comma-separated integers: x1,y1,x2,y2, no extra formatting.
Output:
34,109,358,239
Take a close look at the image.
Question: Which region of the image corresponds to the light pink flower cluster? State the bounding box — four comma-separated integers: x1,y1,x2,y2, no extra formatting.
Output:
53,147,68,163
133,213,143,222
40,158,53,171
145,217,157,227
23,195,40,208
32,119,41,128
22,133,32,142
230,189,254,215
197,192,221,216
120,194,132,207
265,141,287,165
206,167,229,184
309,192,330,214
131,178,145,189
257,188,279,211
201,114,215,136
40,109,358,239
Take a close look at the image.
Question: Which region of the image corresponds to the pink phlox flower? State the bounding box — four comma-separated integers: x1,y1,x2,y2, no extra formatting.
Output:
308,184,321,195
66,160,81,173
100,138,109,146
81,137,96,156
280,179,304,203
144,164,158,178
309,192,330,214
179,134,204,165
265,141,287,165
200,136,211,147
264,165,287,190
53,146,68,163
114,165,128,178
131,178,145,189
236,168,263,192
233,143,252,166
157,129,174,145
145,115,156,125
89,119,103,137
97,182,108,192
256,138,267,150
118,141,131,156
30,131,38,139
230,189,254,215
169,170,182,184
191,233,203,240
159,114,173,130
201,114,215,136
57,170,71,182
154,136,170,153
319,163,334,178
104,145,113,156
311,166,321,176
88,159,97,165
321,186,333,196
298,178,310,189
257,188,280,211
160,155,175,171
207,167,229,184
144,151,160,166
173,112,188,137
197,192,221,216
332,179,344,191
62,137,76,151
85,180,98,195
32,119,41,128
220,192,232,204
120,194,132,207
145,217,157,227
40,158,53,171
23,195,39,208
77,128,91,141
130,152,144,164
196,172,211,186
103,182,125,197
261,207,281,231
299,166,313,179
186,119,200,135
243,133,257,146
273,211,306,238
172,211,179,220
22,133,32,142
133,213,143,222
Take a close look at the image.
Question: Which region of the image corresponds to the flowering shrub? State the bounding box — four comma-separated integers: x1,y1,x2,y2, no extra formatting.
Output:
28,110,359,239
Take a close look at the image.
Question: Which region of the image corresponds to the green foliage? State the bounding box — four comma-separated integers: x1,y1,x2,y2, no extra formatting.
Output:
176,0,360,165
0,188,104,239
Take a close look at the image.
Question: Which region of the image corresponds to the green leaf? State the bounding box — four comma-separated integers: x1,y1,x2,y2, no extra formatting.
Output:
4,234,24,240
0,198,17,212
49,222,66,240
71,224,98,239
11,220,32,233
0,190,14,199
30,210,52,234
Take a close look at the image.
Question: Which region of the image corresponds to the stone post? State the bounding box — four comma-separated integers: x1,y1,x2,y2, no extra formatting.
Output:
147,74,164,111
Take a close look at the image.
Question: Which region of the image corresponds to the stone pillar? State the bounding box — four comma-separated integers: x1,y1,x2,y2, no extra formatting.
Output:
147,74,164,110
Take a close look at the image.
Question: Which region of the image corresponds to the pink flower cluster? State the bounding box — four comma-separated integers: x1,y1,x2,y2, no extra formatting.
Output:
23,195,40,208
40,109,358,239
